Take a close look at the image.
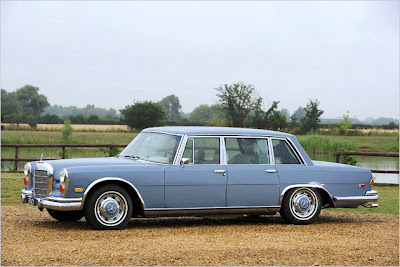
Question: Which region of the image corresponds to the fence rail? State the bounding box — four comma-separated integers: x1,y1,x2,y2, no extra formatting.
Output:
2,144,126,170
335,151,399,174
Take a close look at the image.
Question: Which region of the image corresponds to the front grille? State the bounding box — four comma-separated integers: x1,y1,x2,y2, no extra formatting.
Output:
34,169,49,198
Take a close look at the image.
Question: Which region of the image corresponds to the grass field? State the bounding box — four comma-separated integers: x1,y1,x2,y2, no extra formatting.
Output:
2,129,398,153
1,172,398,214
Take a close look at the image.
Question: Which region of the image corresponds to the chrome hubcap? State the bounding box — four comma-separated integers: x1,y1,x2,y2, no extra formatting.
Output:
95,191,127,226
290,189,317,220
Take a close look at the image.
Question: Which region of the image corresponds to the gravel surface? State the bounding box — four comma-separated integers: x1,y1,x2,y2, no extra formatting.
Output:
1,206,399,266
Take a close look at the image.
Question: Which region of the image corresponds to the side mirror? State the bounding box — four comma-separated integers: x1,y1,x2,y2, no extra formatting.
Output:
181,158,190,167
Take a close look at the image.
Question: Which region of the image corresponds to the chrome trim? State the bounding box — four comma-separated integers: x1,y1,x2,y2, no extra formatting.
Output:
213,169,226,175
220,136,227,165
21,192,82,211
366,190,378,196
81,177,146,210
144,206,281,217
33,161,53,198
334,195,379,202
279,184,334,206
334,190,378,203
59,168,69,196
270,137,306,166
265,169,277,173
174,135,188,166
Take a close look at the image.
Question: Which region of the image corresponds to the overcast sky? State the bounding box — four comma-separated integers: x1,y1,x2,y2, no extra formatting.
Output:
1,1,399,120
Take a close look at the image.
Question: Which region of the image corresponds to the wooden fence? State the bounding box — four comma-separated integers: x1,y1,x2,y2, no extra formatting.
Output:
1,144,126,171
335,151,399,174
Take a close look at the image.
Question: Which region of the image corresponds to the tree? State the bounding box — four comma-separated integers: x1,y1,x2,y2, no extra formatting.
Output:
299,99,324,134
120,101,165,131
338,111,352,135
293,106,306,121
215,82,261,127
15,85,50,116
189,104,224,123
1,89,23,120
158,95,182,121
61,120,74,143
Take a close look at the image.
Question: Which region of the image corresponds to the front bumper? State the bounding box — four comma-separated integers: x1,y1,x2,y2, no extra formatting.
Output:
334,190,379,208
21,189,83,211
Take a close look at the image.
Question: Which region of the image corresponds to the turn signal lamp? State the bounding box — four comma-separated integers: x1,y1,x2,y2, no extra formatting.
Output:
370,179,375,186
59,184,64,193
24,177,27,186
358,184,366,188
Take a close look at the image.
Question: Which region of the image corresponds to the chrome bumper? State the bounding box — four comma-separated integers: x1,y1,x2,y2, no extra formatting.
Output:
334,190,379,208
21,189,82,211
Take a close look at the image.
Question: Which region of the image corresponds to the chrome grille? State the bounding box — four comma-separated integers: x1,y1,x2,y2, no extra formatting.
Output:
34,169,49,198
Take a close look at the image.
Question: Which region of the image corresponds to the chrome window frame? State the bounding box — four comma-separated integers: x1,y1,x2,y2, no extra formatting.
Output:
270,137,306,165
128,130,185,166
175,135,223,166
222,136,273,166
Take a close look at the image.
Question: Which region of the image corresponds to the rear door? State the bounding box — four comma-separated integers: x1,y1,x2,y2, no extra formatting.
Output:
224,137,280,207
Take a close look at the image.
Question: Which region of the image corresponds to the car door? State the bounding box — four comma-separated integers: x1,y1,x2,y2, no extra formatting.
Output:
225,137,280,207
164,137,227,208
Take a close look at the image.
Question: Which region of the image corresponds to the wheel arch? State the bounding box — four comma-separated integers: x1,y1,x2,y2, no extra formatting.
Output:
279,184,335,208
81,177,146,216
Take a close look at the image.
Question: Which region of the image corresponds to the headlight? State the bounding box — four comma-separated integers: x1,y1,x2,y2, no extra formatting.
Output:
23,163,32,188
59,169,69,195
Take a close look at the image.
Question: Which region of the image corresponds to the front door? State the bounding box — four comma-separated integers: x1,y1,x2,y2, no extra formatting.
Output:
165,137,227,208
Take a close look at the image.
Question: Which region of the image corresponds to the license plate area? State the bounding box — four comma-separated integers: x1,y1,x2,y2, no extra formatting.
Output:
26,196,38,206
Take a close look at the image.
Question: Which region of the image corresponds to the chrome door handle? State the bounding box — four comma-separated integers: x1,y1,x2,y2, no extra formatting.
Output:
265,169,277,173
214,170,226,176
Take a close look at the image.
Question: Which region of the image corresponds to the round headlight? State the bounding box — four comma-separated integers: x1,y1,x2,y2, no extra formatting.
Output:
24,163,31,177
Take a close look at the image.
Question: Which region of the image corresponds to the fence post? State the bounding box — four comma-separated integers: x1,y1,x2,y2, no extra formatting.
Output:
336,152,340,163
62,146,66,159
109,146,113,157
14,146,19,171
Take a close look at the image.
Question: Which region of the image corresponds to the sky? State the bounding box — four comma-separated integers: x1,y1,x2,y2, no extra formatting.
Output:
1,0,399,120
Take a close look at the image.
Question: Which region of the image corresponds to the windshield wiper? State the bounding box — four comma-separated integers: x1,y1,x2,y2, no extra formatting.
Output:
123,155,140,159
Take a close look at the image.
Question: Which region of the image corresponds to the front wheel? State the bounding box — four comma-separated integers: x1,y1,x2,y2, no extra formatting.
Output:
47,209,84,221
280,188,321,225
84,184,133,230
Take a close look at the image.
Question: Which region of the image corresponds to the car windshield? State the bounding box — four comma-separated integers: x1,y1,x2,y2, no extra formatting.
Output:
119,132,182,164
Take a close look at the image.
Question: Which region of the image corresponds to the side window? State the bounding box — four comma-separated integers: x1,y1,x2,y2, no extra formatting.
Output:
272,139,301,164
182,137,220,164
225,138,269,164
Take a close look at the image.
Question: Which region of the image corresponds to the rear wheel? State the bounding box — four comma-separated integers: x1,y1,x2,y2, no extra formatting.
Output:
280,188,321,225
84,184,133,230
47,209,84,221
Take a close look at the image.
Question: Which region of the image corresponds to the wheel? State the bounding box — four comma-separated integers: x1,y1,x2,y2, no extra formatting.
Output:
84,184,133,230
47,209,84,221
280,188,321,225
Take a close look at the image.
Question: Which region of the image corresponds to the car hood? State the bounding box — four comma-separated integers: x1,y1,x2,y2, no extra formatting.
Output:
34,157,147,170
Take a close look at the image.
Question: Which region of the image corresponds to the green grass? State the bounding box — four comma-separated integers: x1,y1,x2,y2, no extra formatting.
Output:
2,172,398,215
1,130,138,145
297,135,399,153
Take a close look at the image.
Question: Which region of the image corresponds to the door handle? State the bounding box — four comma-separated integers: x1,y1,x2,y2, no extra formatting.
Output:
265,169,277,173
214,169,226,176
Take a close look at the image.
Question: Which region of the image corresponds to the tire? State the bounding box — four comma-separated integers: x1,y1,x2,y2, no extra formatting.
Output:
84,184,133,230
280,188,321,225
47,209,84,222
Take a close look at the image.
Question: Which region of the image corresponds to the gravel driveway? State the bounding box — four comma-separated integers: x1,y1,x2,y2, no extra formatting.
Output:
1,206,398,266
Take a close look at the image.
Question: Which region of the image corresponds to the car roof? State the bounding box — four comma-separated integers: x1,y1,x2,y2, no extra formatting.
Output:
143,126,293,138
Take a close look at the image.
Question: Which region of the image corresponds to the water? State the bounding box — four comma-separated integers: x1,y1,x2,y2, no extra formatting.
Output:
2,147,398,184
311,154,399,184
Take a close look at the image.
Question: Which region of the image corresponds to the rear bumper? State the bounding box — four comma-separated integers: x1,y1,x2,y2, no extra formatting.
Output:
21,189,82,211
334,190,379,208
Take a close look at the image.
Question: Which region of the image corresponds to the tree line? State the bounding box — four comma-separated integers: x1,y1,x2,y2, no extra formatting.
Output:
2,83,397,134
120,82,325,134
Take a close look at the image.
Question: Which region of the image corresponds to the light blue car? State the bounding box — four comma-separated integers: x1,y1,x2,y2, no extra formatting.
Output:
21,126,378,230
